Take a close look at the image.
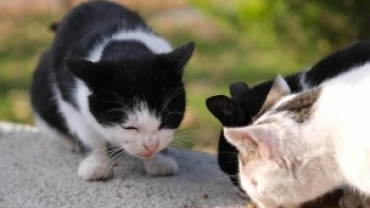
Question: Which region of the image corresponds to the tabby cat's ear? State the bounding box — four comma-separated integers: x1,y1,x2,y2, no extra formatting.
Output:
206,95,243,127
66,58,112,84
224,125,278,160
261,76,291,109
161,41,195,74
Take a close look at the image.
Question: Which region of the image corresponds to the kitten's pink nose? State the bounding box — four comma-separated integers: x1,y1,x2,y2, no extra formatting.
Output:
144,142,158,152
139,142,159,158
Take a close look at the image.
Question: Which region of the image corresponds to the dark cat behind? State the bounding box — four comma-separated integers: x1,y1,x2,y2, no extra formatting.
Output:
206,41,370,190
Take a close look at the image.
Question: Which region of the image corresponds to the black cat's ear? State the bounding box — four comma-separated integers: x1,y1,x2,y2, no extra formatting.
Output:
164,41,195,73
206,95,243,127
66,58,111,84
229,82,249,102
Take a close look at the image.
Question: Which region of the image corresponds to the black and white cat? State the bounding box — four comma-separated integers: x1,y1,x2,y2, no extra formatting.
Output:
206,41,370,190
30,1,195,181
223,56,370,208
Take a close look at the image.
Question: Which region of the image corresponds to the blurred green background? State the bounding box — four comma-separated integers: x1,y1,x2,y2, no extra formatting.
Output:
0,0,369,152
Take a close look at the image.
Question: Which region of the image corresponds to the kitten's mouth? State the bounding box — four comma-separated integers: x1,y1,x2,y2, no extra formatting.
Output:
137,152,156,159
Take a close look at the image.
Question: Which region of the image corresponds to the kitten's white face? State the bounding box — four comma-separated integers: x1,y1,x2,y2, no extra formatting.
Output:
224,121,303,208
224,118,336,208
75,82,177,159
223,77,338,208
103,104,174,158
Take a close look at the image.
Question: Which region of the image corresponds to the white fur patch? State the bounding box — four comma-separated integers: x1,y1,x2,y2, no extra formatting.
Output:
53,84,106,149
299,70,311,90
87,28,172,62
53,82,112,181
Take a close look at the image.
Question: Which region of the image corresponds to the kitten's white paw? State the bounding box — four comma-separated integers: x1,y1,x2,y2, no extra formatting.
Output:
78,153,113,181
143,154,178,176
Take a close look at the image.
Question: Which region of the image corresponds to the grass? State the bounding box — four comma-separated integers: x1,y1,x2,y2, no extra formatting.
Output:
0,14,56,123
0,10,324,152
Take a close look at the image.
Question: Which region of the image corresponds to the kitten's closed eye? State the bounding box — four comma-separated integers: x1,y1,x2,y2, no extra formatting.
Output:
120,125,139,131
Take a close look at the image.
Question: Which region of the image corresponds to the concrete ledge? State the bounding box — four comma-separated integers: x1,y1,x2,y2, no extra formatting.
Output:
0,122,245,208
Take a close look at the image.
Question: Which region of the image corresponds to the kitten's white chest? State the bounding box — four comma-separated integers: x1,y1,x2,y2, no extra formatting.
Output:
54,81,106,148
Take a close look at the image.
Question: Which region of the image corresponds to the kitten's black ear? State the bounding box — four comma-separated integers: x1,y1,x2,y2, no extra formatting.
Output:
166,41,195,73
66,58,111,84
229,82,250,102
206,95,243,127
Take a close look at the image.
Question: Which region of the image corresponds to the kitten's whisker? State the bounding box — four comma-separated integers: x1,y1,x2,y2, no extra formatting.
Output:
170,141,188,145
99,107,128,119
112,152,128,178
204,176,231,188
93,146,117,153
174,136,194,141
169,143,188,150
115,152,129,168
162,87,184,112
174,133,193,137
161,87,173,112
162,87,183,109
171,141,192,148
113,152,134,177
92,144,122,155
173,137,194,142
110,150,126,163
116,154,134,171
175,129,200,135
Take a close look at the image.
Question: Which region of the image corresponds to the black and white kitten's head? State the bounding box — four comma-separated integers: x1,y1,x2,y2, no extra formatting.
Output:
66,42,195,158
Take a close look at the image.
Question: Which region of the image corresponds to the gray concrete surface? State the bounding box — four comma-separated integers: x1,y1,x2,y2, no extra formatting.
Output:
0,122,246,208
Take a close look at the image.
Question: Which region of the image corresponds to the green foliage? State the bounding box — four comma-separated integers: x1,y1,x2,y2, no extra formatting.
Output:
0,14,56,124
191,0,370,61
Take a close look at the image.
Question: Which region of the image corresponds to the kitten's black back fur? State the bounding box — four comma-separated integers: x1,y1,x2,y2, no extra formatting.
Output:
206,41,370,188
